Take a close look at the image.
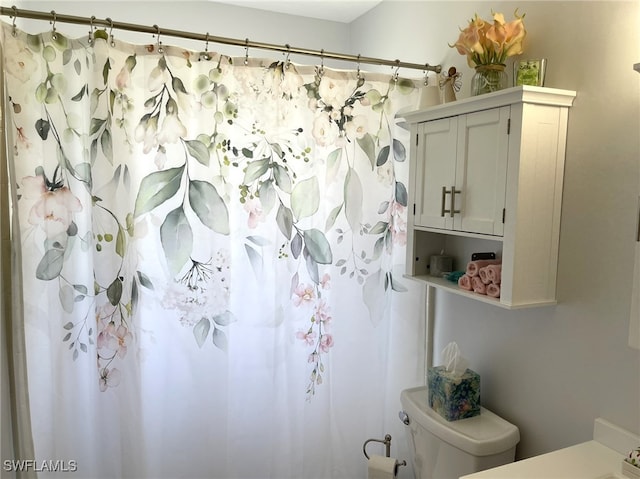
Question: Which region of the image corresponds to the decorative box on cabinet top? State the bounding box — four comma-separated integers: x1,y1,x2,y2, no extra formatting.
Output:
403,86,576,309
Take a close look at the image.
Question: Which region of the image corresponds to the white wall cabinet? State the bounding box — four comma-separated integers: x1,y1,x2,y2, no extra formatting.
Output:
413,107,509,236
404,86,576,308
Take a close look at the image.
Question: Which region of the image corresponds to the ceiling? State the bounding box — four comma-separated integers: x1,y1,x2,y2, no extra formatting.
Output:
214,0,383,23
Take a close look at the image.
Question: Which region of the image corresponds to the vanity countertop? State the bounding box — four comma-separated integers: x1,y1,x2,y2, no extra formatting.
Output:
461,418,639,479
460,440,624,479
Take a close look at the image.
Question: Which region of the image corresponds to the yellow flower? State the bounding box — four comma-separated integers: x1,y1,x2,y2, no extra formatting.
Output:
486,11,526,58
451,10,526,67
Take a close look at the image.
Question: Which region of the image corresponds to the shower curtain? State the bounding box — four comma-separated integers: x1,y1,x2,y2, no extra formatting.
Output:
1,22,424,479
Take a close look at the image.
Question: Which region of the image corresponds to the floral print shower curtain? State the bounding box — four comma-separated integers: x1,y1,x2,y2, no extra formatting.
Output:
2,22,423,478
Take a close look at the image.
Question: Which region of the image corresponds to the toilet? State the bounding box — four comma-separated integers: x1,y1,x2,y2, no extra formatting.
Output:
400,386,520,479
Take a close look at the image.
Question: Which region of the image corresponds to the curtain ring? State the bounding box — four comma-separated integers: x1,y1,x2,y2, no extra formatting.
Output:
244,38,249,65
154,24,163,54
106,17,115,47
423,68,429,86
50,10,57,40
200,32,211,61
317,49,325,78
356,54,363,82
10,6,17,37
87,16,95,45
284,44,291,70
392,60,400,83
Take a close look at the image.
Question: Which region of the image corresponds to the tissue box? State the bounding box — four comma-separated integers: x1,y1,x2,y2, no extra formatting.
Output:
427,366,480,421
623,462,640,479
623,447,640,479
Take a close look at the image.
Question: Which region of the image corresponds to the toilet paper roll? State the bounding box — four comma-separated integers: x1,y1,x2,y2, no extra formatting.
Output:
367,454,397,479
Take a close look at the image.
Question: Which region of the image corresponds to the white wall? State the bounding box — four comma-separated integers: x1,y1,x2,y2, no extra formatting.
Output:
3,0,639,467
352,0,640,460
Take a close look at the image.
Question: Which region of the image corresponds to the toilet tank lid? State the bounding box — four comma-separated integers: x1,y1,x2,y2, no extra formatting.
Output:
400,386,520,457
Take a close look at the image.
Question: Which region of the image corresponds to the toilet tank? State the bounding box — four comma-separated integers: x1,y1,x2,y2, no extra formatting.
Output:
400,387,520,479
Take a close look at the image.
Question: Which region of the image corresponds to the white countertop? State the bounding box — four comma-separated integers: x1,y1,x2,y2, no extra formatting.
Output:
460,440,623,479
461,418,640,479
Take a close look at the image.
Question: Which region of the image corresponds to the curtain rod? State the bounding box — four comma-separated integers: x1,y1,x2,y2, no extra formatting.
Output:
0,6,442,74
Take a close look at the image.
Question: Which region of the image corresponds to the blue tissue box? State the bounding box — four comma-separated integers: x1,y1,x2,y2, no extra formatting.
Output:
427,366,480,421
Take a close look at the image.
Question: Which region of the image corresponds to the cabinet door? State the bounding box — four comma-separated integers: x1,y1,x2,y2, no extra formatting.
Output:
414,117,458,229
454,106,510,236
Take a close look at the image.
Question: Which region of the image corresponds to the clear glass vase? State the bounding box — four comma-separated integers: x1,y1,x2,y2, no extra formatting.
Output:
470,64,508,96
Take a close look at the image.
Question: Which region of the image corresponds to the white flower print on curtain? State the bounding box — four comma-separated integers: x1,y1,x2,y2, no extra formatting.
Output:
2,22,423,479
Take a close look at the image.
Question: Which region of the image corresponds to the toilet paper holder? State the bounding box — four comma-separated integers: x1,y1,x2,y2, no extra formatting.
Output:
363,434,406,469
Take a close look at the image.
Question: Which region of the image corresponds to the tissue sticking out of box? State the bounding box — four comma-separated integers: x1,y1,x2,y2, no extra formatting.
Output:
442,342,469,378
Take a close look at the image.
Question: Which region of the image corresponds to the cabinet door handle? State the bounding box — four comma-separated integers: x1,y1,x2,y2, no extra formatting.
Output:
441,186,461,217
449,186,461,217
440,186,450,217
